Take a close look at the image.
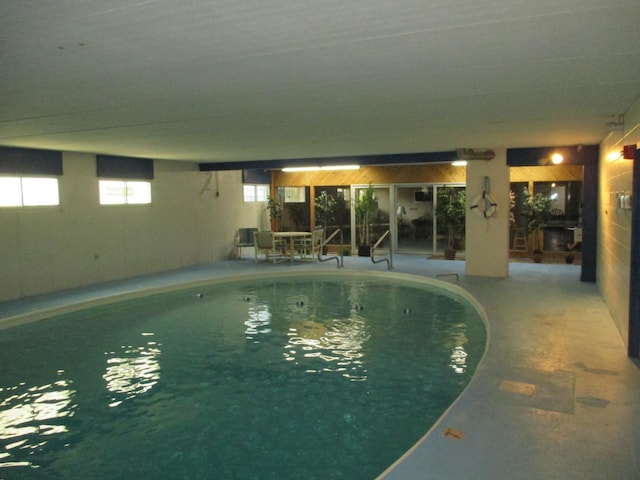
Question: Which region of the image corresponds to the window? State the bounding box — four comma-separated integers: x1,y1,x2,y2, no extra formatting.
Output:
243,184,269,202
0,176,59,207
96,155,153,205
336,187,350,202
99,180,151,205
283,186,306,203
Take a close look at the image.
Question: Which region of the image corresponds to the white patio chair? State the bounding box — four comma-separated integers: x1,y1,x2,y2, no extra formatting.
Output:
297,228,324,259
254,231,286,263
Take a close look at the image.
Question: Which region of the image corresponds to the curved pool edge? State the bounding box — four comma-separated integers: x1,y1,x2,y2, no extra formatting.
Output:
371,271,492,479
0,272,290,331
0,268,492,480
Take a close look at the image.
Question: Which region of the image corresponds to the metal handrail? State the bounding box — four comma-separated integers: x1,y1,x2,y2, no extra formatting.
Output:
371,230,393,269
318,228,344,267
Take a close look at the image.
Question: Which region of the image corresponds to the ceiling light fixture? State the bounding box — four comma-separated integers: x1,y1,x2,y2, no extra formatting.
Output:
451,160,467,167
320,165,360,171
282,165,360,172
281,166,320,172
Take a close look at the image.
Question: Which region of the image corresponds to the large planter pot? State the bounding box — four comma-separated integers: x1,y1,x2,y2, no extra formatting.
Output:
444,248,457,260
358,245,371,257
532,250,543,263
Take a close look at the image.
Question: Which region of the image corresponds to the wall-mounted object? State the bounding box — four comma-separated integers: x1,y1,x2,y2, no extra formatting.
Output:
455,148,495,160
414,190,432,202
613,191,632,211
623,145,637,160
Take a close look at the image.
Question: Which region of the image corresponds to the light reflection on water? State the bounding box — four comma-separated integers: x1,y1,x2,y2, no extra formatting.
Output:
0,373,76,469
449,346,469,374
103,334,161,407
285,317,369,381
244,307,272,338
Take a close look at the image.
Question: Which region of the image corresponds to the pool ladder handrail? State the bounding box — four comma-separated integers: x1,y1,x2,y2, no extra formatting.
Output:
318,228,344,267
371,230,393,269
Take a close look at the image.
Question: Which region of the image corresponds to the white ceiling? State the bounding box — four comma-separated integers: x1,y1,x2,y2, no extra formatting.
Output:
1,0,639,163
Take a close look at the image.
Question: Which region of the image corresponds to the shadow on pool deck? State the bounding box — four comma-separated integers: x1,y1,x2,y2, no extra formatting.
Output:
1,254,639,479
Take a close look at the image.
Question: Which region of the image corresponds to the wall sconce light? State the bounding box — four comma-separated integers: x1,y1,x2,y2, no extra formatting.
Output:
607,150,623,162
607,145,636,162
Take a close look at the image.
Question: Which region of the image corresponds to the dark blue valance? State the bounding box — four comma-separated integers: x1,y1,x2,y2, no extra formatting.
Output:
97,155,154,180
0,146,63,175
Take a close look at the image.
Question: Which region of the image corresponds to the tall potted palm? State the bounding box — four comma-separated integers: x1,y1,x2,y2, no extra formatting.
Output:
354,183,377,256
521,189,553,262
315,189,336,253
435,186,466,260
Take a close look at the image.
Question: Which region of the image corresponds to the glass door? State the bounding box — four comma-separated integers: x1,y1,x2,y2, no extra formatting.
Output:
396,185,434,255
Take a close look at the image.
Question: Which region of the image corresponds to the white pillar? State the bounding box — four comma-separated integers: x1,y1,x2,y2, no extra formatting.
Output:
465,148,510,278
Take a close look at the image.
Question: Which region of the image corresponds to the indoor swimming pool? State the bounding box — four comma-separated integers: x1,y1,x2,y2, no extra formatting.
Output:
0,273,487,479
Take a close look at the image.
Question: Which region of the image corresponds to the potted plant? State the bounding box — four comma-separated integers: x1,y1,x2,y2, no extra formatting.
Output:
354,183,378,256
315,190,336,230
564,239,580,264
314,189,336,253
435,186,466,260
521,189,553,263
565,251,575,264
267,194,283,231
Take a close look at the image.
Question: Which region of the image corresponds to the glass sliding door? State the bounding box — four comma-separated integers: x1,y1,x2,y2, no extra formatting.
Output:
353,183,465,258
396,185,435,255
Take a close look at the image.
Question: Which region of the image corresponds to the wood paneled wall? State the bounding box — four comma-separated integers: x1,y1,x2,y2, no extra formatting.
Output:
273,164,581,187
273,163,466,187
509,165,583,182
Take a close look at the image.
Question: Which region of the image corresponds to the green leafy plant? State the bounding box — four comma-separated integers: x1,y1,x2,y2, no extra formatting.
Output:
314,190,337,229
521,189,553,253
354,183,377,245
267,194,283,230
435,186,466,250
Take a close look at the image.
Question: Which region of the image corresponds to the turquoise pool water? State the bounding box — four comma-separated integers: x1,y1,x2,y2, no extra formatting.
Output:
0,274,486,479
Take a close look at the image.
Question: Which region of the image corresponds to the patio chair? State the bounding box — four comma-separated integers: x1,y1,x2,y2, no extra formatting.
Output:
297,228,324,259
254,231,286,263
235,227,258,259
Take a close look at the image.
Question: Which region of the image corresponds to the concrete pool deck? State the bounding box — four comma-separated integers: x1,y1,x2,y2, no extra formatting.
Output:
1,254,639,479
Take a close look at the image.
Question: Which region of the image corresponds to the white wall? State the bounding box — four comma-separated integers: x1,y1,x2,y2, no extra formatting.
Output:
465,148,511,278
0,152,264,302
597,98,639,343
